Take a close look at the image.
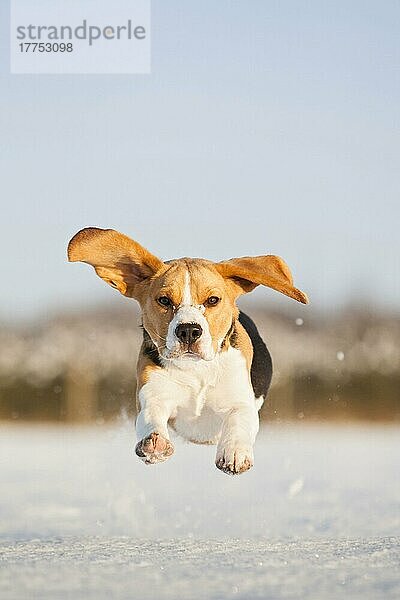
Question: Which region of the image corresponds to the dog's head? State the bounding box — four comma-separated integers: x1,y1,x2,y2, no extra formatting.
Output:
68,228,308,363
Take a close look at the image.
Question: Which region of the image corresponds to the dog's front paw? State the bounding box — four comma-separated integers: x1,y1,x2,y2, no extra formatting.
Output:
135,432,174,465
215,445,254,475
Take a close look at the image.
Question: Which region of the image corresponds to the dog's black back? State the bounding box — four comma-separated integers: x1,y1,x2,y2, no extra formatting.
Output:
238,311,272,400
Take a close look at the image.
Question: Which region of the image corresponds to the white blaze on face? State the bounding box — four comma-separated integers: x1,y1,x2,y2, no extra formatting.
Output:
165,270,214,361
181,270,192,306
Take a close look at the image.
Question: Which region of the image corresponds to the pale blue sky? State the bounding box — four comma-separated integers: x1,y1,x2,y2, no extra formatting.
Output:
1,0,399,320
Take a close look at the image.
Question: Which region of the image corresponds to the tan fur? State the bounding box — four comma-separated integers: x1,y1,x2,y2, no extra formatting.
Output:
67,227,165,299
216,255,309,304
135,351,161,413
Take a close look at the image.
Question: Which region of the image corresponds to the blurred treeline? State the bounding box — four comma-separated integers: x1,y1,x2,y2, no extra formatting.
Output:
0,302,399,423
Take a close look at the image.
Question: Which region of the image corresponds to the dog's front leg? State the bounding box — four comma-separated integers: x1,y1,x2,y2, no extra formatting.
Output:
135,379,178,465
215,403,259,475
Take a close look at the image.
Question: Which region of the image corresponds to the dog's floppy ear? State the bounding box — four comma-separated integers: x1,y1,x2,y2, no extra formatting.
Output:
216,255,309,304
67,227,164,298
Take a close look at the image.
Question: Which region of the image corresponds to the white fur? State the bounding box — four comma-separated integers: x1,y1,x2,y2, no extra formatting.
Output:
164,270,214,361
181,270,192,305
136,347,261,469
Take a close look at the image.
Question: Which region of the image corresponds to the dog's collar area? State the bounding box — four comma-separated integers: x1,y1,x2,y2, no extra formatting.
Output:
220,319,238,350
142,328,163,367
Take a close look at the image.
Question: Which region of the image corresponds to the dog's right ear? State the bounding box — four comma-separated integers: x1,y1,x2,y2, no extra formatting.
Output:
67,227,164,299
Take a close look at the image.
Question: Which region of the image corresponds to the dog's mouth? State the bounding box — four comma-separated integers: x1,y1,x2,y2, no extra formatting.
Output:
163,349,202,361
180,350,202,361
161,346,214,362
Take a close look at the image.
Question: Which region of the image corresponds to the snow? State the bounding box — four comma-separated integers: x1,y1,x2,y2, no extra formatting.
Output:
1,423,399,599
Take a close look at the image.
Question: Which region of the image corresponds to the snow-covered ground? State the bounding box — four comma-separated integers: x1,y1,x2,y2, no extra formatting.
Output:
1,423,399,599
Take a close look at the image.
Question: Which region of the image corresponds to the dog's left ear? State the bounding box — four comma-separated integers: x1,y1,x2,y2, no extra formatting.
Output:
67,227,164,299
216,255,309,304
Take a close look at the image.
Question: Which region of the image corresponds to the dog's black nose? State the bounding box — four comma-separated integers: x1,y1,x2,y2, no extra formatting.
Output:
175,323,203,344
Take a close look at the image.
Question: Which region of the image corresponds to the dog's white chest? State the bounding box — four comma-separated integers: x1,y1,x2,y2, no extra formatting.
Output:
155,347,256,443
164,355,220,415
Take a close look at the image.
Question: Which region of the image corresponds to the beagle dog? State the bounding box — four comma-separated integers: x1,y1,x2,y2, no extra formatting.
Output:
68,228,308,475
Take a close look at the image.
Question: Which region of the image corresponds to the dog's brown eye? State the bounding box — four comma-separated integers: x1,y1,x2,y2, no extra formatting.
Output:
207,296,220,306
158,296,171,307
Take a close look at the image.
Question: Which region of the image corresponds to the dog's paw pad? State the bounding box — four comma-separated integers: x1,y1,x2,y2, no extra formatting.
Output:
135,433,174,465
215,448,253,475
